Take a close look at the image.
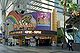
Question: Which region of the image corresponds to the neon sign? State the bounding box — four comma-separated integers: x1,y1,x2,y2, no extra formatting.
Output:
9,31,22,35
25,31,41,34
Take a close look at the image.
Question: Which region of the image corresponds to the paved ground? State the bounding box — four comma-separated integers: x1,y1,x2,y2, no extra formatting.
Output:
0,44,80,53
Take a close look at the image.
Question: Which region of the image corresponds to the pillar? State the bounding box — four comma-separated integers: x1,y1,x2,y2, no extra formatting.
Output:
19,36,22,46
51,9,58,31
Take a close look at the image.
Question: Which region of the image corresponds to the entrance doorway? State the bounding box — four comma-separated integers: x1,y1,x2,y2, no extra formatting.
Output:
39,39,51,46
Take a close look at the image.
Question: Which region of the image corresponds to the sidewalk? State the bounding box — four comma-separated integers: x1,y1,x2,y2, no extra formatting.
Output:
4,45,80,53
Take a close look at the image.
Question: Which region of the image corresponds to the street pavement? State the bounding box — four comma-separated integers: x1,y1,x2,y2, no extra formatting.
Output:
0,44,80,53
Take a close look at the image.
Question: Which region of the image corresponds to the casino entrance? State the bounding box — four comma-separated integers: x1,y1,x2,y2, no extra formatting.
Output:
10,30,57,46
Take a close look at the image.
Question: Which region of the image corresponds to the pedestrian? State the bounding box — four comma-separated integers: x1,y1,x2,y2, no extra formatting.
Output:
51,41,55,46
61,42,63,49
68,42,73,51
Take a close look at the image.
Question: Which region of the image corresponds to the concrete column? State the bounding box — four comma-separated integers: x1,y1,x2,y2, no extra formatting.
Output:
19,36,22,46
51,9,58,31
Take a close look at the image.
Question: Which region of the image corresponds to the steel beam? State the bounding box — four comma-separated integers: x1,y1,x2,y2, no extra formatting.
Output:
26,7,63,14
26,8,41,12
32,0,63,10
27,3,52,10
46,0,59,4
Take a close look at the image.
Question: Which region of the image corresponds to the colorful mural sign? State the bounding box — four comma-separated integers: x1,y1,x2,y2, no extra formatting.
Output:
22,14,36,27
6,15,18,24
5,11,22,24
6,11,51,31
37,12,50,26
31,12,51,30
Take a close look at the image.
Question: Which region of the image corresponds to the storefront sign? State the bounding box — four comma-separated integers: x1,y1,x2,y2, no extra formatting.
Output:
13,24,34,29
9,31,22,35
25,31,41,34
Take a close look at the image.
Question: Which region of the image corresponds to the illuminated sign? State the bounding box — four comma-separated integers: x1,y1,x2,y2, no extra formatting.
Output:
9,31,22,35
25,31,32,34
31,12,51,30
13,24,34,30
25,31,41,34
37,12,50,26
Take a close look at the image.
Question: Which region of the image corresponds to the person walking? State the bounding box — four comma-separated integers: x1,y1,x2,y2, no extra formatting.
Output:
68,42,73,51
61,42,64,49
